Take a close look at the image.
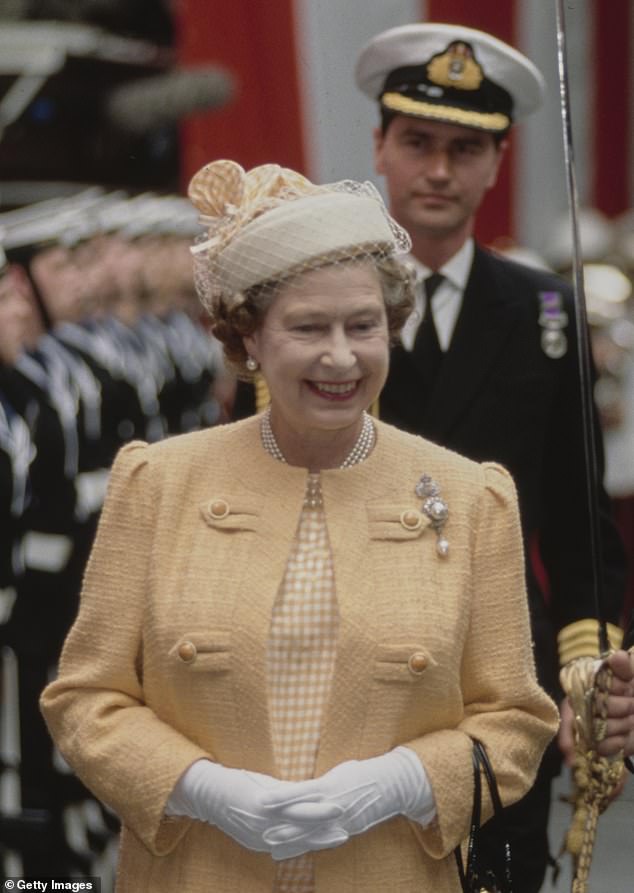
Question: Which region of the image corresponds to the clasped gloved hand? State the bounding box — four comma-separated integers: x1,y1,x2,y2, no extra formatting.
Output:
261,747,436,860
165,759,346,858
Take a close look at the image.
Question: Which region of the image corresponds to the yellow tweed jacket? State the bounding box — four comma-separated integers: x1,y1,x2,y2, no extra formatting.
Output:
41,415,558,893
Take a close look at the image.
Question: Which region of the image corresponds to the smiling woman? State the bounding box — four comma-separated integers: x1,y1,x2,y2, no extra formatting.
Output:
189,160,414,469
243,262,389,468
40,159,559,893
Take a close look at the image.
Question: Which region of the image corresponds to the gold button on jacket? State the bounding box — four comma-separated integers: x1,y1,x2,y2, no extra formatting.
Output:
208,499,230,520
408,652,429,675
400,509,423,530
177,641,196,662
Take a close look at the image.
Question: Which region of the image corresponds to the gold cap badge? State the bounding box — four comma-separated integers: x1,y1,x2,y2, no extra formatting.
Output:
427,41,484,91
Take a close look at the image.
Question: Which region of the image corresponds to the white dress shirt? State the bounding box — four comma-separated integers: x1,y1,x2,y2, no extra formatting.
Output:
400,238,475,352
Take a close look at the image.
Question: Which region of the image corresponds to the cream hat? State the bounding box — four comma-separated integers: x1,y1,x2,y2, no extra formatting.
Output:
356,23,545,132
188,159,410,310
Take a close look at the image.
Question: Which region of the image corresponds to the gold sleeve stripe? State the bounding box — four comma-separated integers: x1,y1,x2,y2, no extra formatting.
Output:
381,93,511,133
558,618,623,666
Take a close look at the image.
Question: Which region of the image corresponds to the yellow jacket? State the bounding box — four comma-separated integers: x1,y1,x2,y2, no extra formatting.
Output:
41,415,558,892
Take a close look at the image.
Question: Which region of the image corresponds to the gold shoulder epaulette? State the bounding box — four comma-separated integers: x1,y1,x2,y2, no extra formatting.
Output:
558,618,623,666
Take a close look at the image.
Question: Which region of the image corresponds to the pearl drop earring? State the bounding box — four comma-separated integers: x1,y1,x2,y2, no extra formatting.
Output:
246,355,259,372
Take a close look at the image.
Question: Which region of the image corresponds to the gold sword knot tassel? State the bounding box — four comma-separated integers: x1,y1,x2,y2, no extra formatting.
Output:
559,656,625,893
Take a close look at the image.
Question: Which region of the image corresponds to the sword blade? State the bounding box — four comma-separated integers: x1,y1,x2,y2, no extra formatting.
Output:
555,0,609,655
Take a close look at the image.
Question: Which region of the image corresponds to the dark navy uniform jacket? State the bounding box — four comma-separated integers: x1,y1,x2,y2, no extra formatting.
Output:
381,245,625,705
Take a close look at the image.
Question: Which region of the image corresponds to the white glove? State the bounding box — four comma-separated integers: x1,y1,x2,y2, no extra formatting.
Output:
165,759,345,857
262,747,436,857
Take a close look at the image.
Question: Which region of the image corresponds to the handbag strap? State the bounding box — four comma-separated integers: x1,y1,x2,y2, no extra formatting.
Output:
454,737,512,893
455,746,482,890
473,739,505,817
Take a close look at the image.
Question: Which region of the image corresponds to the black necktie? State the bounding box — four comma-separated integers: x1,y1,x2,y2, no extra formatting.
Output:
412,272,444,391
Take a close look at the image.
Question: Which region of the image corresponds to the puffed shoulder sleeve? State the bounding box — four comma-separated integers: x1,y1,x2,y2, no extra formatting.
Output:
406,462,559,859
40,442,208,856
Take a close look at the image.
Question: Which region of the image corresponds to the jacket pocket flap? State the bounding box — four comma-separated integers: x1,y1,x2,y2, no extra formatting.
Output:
169,631,231,672
373,643,437,682
199,497,262,532
367,502,432,540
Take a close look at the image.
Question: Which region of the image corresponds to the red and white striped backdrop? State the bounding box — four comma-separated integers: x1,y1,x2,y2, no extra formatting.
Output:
174,0,633,256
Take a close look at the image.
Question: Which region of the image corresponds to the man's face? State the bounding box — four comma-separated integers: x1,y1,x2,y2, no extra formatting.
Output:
374,115,506,241
30,245,85,323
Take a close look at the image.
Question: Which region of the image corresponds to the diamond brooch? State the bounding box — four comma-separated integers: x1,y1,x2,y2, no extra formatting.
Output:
415,474,449,557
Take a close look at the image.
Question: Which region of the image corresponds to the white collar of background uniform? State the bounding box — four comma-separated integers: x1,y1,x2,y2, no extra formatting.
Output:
400,238,474,351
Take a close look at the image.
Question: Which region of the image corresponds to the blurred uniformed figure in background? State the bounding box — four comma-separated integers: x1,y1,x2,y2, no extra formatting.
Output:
0,245,36,880
352,23,626,893
0,247,32,622
601,215,634,636
0,191,226,880
545,207,634,635
591,230,634,637
1,204,122,879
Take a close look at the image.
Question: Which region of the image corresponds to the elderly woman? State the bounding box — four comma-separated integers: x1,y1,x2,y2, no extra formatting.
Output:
41,161,558,893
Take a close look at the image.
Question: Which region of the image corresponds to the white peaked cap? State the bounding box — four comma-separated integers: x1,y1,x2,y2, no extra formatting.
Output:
356,23,545,131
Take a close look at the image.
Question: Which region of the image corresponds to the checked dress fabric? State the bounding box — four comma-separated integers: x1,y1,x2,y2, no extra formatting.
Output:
266,472,340,892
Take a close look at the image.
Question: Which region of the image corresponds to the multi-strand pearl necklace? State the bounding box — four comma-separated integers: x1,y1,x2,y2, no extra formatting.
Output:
260,408,375,469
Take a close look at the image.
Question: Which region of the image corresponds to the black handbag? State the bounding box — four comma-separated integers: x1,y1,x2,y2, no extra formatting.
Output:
454,738,513,893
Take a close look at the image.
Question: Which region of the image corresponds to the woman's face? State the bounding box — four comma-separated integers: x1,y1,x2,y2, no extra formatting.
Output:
244,261,389,441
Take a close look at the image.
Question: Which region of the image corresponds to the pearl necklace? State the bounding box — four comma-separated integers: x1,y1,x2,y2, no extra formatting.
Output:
260,408,375,469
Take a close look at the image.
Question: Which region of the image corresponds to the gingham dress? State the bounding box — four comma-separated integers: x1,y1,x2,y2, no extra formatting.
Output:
267,472,339,893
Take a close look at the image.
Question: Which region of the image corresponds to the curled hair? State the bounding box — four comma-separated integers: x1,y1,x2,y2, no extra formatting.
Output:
209,255,415,380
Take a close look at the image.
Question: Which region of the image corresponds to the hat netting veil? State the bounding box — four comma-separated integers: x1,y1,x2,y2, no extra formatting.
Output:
188,159,412,317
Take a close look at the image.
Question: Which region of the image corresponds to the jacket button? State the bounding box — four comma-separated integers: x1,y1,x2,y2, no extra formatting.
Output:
408,652,428,675
208,499,230,520
400,509,423,531
178,641,197,662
